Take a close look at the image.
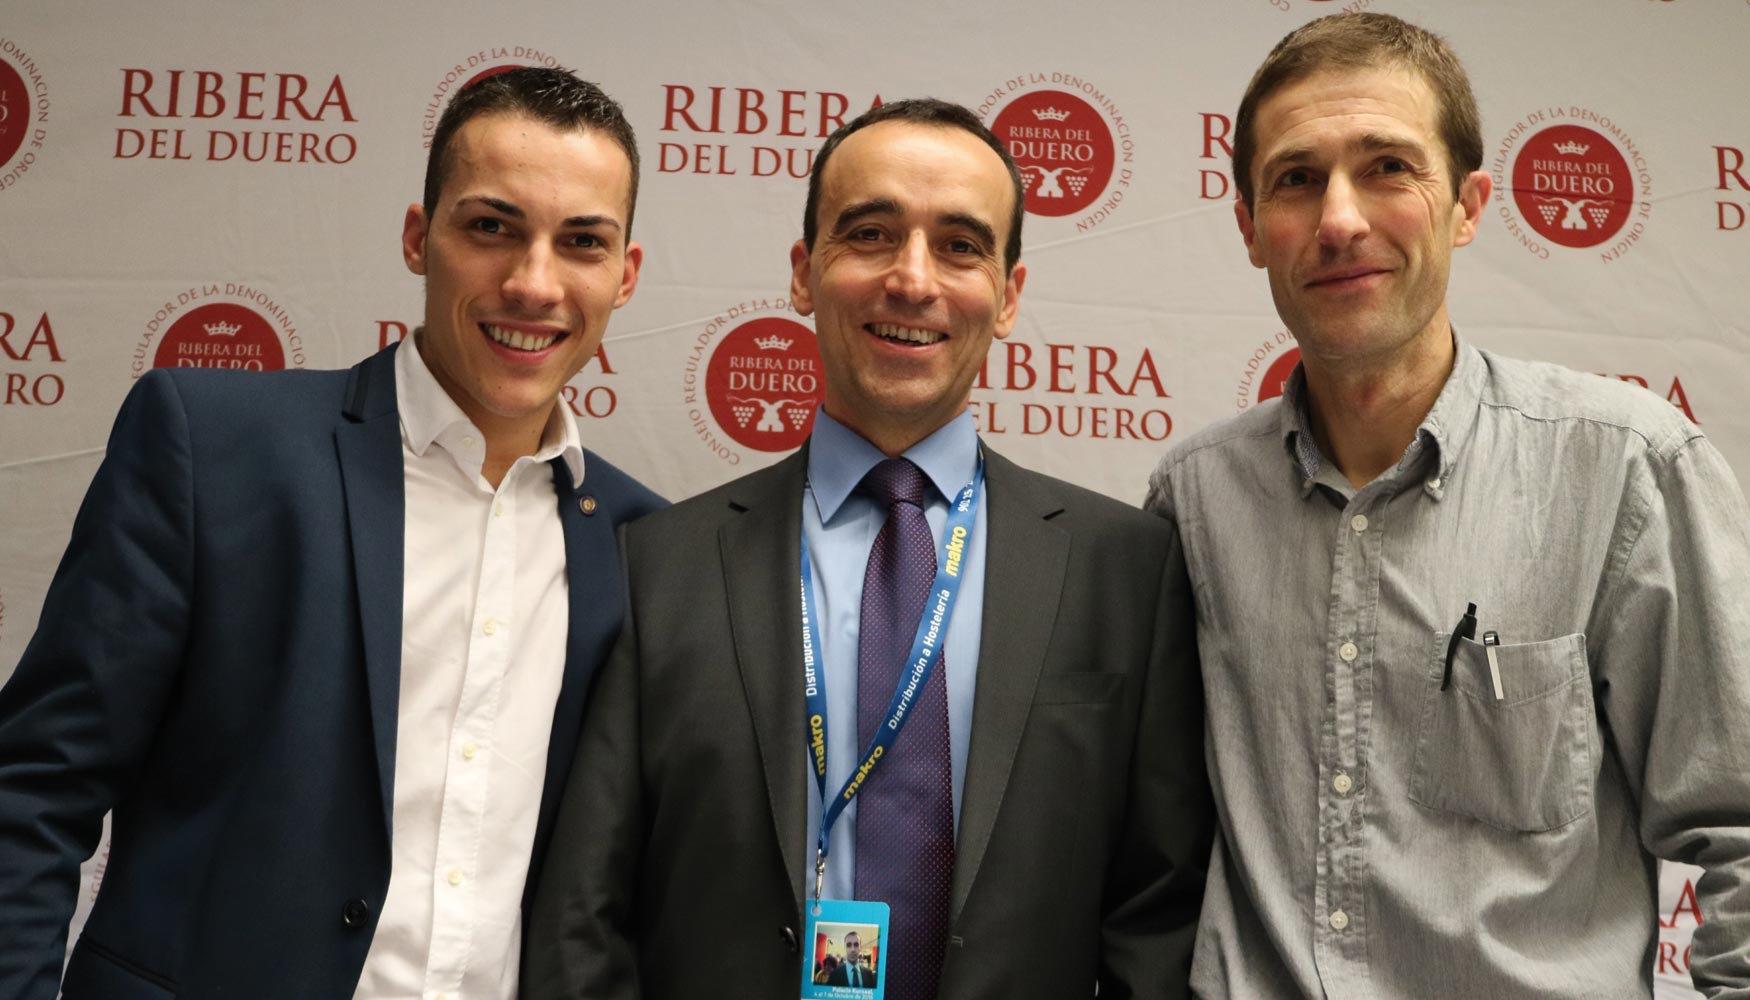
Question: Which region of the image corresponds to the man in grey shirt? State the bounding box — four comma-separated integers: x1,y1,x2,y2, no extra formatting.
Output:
1147,12,1750,998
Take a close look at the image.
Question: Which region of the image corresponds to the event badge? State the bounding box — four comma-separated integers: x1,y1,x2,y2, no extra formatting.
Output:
801,898,889,999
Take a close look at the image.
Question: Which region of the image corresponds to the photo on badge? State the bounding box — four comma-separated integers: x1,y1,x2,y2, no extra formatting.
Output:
800,899,889,999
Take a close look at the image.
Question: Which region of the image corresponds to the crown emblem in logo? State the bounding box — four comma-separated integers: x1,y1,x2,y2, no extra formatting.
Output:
1553,141,1590,156
204,320,243,338
754,334,793,351
1032,106,1071,123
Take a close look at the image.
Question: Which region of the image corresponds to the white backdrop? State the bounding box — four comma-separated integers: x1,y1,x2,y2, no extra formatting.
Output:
2,0,1741,992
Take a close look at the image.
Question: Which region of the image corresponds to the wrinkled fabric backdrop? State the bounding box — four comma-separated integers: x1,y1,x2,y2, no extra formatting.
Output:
1,1,1737,990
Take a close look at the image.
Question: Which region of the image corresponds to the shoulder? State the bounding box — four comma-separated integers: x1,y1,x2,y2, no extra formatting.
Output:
985,448,1175,551
119,365,353,447
148,363,351,414
1143,402,1285,520
1477,349,1701,461
625,451,804,540
1151,402,1281,484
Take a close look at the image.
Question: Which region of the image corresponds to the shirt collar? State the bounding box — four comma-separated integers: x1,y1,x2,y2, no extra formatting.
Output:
805,407,980,522
1278,328,1484,501
393,334,585,484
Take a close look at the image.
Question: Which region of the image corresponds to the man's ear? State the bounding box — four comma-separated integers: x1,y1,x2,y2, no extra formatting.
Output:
789,239,815,316
1235,197,1265,269
613,242,643,308
993,261,1027,340
1452,170,1491,248
401,204,429,276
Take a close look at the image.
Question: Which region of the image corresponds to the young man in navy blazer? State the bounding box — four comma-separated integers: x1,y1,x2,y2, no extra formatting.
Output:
0,68,662,999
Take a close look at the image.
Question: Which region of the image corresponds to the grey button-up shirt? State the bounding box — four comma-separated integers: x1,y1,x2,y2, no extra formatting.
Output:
1146,338,1750,998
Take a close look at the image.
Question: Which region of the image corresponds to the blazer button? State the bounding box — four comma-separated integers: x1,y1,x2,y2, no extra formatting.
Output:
342,898,370,928
780,925,798,953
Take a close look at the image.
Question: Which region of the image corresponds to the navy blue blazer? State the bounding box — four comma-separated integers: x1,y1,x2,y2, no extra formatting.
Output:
0,345,663,999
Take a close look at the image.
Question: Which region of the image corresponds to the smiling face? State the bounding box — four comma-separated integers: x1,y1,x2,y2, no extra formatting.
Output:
402,111,641,448
791,120,1025,455
1236,65,1486,373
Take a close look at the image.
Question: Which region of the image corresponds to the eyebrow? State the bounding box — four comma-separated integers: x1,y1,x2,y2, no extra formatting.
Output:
941,212,998,253
456,195,623,231
829,198,999,251
829,198,901,236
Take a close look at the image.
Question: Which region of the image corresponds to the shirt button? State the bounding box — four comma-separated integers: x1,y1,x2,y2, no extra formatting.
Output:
461,742,479,761
1430,477,1443,490
1350,513,1369,533
494,503,505,518
1339,641,1358,662
447,868,463,886
482,618,498,636
1329,909,1350,931
1332,771,1353,795
462,435,476,448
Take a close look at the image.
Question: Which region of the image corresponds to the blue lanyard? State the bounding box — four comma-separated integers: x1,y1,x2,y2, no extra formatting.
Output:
800,455,983,898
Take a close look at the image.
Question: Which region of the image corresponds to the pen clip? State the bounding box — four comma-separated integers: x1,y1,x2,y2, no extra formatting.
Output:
1482,630,1504,700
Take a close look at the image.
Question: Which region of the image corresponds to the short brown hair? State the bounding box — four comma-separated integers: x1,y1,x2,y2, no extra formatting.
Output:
802,98,1025,274
1231,13,1481,209
423,67,640,236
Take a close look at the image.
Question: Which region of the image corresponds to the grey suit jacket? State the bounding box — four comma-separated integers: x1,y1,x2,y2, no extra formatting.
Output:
523,443,1211,999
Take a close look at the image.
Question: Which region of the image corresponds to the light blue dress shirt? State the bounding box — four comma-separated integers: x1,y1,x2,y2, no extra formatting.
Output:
800,409,987,903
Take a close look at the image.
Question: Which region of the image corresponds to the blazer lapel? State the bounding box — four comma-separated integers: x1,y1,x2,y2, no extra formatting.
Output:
718,449,812,908
524,454,623,912
951,448,1068,922
333,346,405,835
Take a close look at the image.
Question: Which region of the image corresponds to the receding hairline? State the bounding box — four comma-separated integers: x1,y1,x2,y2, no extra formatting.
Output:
813,119,1020,245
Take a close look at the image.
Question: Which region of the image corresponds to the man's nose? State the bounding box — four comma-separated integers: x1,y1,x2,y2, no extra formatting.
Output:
1317,174,1370,248
884,231,942,303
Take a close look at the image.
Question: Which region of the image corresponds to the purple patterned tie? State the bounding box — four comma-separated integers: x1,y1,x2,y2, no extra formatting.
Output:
854,458,954,1000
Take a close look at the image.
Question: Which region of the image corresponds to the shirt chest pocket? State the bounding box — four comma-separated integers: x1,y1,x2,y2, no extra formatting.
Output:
1407,631,1595,833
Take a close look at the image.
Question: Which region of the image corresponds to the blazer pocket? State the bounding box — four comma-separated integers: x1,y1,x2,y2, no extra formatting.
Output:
1408,631,1594,833
62,937,178,999
1033,671,1125,706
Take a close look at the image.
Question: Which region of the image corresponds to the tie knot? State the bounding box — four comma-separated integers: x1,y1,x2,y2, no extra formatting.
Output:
860,457,931,509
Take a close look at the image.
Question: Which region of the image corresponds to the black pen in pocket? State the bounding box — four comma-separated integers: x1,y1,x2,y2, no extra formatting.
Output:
1440,602,1478,690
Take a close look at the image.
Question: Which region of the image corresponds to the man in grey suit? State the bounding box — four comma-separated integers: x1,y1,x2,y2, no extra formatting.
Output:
826,931,876,989
524,98,1212,1000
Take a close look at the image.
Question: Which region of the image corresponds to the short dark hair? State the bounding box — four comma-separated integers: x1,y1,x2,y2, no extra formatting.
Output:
423,67,640,235
802,98,1025,274
1232,12,1482,210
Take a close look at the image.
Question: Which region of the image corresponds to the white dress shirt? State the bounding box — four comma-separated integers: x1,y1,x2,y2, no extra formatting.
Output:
354,337,580,1000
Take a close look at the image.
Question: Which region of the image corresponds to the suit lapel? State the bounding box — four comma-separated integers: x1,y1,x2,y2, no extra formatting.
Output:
718,449,811,907
951,448,1068,922
334,346,405,835
524,454,624,913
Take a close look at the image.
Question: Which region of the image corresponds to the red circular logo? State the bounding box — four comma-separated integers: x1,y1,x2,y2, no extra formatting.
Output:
1258,347,1300,404
0,58,27,169
155,303,285,372
706,317,824,452
1511,125,1633,248
992,90,1115,217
